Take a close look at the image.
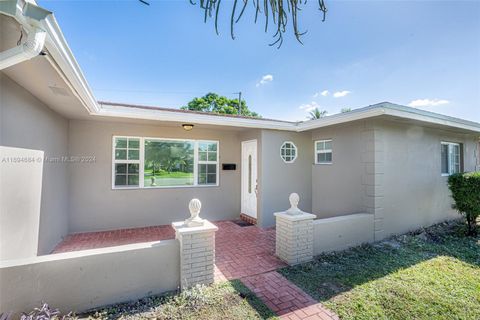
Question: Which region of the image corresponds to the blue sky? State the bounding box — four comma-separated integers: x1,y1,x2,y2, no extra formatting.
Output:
39,0,480,122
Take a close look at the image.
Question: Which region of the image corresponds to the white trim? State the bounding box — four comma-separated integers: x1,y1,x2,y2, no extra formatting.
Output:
280,141,298,164
441,141,461,176
314,139,333,165
112,136,219,190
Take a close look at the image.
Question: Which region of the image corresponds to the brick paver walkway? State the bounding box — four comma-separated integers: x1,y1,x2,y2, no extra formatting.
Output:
242,271,339,320
51,220,338,319
51,225,175,253
213,221,286,281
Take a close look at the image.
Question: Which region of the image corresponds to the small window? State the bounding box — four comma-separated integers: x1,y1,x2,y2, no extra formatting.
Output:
441,142,462,175
198,141,219,185
280,141,297,163
113,137,141,187
315,139,332,164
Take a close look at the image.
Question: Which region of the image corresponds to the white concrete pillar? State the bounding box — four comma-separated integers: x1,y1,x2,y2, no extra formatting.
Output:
274,193,316,265
172,199,218,290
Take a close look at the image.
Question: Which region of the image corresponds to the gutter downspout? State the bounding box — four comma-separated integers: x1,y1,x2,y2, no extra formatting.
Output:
0,27,46,70
0,0,51,70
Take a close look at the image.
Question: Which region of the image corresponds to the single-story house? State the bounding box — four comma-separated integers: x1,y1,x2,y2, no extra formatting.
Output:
1,0,479,262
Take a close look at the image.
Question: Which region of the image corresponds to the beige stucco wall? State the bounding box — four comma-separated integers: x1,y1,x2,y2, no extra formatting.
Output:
259,130,313,228
313,213,374,254
0,240,180,314
373,119,479,239
0,73,69,255
68,120,242,232
0,147,43,260
310,121,366,218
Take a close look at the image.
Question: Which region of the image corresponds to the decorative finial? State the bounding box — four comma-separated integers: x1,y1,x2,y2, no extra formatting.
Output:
285,193,303,215
185,198,204,227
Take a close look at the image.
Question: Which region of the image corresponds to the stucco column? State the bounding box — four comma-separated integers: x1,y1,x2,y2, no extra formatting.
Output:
274,193,316,265
172,199,218,290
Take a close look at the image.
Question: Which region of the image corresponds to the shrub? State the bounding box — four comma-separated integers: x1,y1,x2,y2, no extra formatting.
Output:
20,303,74,320
448,171,480,235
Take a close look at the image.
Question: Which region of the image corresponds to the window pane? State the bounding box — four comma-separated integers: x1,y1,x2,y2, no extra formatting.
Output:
207,173,216,184
198,173,206,184
207,164,216,173
115,149,127,160
127,174,139,186
115,138,127,148
326,152,332,162
198,143,208,152
441,144,448,174
115,175,126,186
199,152,207,161
144,140,194,187
208,143,217,151
128,149,139,160
208,152,217,161
115,163,127,174
248,155,252,193
128,139,140,149
325,140,332,150
199,164,207,174
128,163,139,174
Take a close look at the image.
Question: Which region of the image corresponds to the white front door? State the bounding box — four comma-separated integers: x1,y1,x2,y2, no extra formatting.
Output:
241,140,258,218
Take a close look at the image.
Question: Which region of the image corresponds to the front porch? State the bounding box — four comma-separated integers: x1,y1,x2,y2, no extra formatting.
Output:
51,220,286,281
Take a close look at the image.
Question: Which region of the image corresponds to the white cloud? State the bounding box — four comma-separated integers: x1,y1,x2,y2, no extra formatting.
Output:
313,90,329,98
256,74,273,87
333,90,351,98
407,98,449,108
299,101,320,112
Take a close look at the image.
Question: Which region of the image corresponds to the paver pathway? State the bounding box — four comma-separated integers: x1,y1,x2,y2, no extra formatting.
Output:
242,271,338,320
51,220,338,319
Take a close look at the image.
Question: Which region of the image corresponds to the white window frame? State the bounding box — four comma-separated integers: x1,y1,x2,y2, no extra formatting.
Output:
112,136,219,189
112,136,143,189
197,140,220,186
441,141,461,176
315,139,332,164
280,141,298,163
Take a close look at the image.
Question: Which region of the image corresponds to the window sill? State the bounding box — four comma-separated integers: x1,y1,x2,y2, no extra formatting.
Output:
314,162,332,165
112,184,220,190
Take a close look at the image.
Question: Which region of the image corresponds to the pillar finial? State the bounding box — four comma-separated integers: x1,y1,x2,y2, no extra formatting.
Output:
185,198,204,227
286,193,303,215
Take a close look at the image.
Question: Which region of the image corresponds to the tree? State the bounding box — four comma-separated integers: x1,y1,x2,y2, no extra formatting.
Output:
308,108,327,120
341,107,352,113
139,0,328,48
181,92,260,117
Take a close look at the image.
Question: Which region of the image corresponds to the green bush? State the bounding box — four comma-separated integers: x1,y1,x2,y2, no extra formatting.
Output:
448,171,480,235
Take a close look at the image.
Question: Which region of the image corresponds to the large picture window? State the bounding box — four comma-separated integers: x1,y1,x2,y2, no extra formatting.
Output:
112,136,219,189
441,142,462,176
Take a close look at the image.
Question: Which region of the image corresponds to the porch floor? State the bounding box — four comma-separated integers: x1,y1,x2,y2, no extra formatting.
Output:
51,221,286,281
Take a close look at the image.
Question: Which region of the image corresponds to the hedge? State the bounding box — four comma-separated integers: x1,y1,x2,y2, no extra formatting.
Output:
448,171,480,235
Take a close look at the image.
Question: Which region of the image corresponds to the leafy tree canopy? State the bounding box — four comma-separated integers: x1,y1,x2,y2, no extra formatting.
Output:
181,93,261,117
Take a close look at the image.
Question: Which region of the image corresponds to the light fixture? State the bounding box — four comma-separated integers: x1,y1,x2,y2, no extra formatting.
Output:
182,124,194,131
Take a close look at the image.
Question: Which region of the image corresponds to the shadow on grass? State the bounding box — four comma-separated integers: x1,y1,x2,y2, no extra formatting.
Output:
78,280,278,320
229,280,278,319
278,221,479,302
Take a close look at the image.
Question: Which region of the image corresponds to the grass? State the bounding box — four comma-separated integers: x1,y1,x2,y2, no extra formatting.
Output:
279,220,480,320
79,280,277,320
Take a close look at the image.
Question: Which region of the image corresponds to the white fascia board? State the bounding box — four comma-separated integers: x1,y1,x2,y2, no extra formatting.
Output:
382,105,480,134
97,105,297,131
296,108,386,132
41,14,99,114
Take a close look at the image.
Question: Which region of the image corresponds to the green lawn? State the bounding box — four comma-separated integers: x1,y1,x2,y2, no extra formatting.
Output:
79,280,277,320
279,221,480,320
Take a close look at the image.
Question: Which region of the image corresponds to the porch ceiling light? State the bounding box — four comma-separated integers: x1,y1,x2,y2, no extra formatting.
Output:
182,123,194,131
